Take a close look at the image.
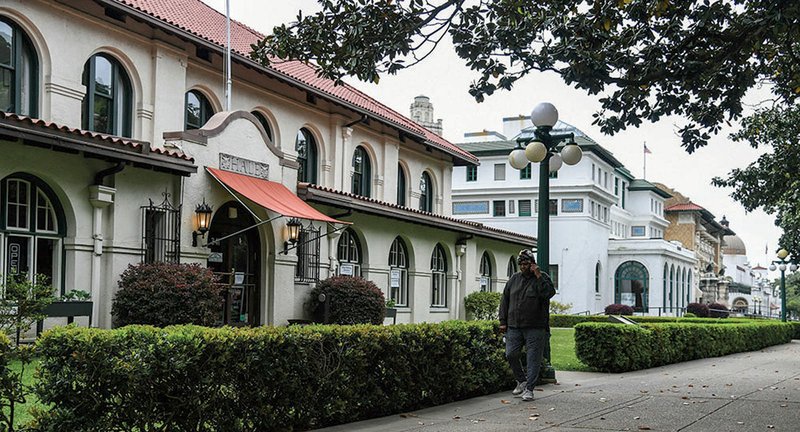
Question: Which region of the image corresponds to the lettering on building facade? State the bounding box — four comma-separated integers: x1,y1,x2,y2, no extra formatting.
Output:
219,153,269,180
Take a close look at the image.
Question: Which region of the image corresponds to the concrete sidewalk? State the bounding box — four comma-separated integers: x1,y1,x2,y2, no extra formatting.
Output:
314,341,800,432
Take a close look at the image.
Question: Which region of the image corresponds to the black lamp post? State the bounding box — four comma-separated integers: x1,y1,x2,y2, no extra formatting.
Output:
768,248,796,322
508,102,583,384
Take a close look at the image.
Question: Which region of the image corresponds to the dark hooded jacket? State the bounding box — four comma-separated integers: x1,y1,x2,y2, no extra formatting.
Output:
499,271,555,329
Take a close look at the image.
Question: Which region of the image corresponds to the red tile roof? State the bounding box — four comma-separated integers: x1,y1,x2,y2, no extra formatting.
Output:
0,111,193,162
666,203,705,212
115,0,477,164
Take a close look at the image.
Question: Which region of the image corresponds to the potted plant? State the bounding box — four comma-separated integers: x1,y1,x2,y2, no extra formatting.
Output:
385,298,397,323
41,290,93,329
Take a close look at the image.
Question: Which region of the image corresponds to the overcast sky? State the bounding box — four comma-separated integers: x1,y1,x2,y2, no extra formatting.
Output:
203,0,783,270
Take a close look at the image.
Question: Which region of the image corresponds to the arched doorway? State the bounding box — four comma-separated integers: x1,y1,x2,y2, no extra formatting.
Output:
615,261,649,312
207,202,261,326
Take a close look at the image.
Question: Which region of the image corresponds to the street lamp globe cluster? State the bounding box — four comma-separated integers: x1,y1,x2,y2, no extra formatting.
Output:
768,248,797,322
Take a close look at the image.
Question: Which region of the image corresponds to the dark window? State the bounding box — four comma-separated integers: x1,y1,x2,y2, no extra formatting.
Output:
430,244,447,307
0,17,38,116
397,164,406,206
295,222,320,283
493,200,505,217
479,252,492,292
419,172,433,212
550,199,558,215
336,228,361,277
549,265,559,291
388,237,408,307
518,200,531,217
141,195,181,264
250,111,273,141
595,262,601,293
296,128,318,184
615,261,649,312
507,256,518,277
82,54,131,136
184,90,214,130
351,146,371,197
520,163,531,180
466,165,477,182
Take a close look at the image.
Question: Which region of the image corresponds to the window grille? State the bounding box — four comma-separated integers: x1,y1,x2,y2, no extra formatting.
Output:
295,222,321,283
141,193,181,263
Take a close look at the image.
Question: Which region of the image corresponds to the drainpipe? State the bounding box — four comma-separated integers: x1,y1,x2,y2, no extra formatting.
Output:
89,163,123,327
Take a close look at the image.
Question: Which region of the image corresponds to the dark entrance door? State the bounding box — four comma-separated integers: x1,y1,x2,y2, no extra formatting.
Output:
207,202,260,326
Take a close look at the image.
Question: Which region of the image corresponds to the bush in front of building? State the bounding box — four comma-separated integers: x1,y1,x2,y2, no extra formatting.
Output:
32,321,511,431
686,302,710,317
464,291,502,320
574,321,794,372
604,303,634,315
111,262,222,328
707,302,730,318
309,276,385,324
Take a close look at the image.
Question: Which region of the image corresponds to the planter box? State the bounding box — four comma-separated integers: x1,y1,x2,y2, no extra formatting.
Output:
36,301,93,336
385,307,397,324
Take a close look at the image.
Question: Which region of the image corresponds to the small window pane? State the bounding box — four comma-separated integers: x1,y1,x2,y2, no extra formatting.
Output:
518,200,531,217
561,199,583,213
0,22,11,67
94,56,113,97
93,95,111,133
493,200,505,217
251,111,273,141
494,164,505,181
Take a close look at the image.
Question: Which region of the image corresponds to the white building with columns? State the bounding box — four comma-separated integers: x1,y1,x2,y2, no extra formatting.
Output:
0,0,531,328
452,118,696,315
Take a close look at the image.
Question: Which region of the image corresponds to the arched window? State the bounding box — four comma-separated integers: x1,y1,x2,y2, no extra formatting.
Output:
430,244,447,307
397,164,407,206
687,271,692,305
0,17,38,116
184,90,214,130
250,111,273,141
419,172,433,212
351,146,371,197
681,268,688,309
295,128,318,184
1,173,65,290
663,263,668,312
595,262,601,293
388,237,408,307
82,54,131,136
336,228,361,277
614,261,649,312
479,252,492,292
507,256,517,278
669,264,675,311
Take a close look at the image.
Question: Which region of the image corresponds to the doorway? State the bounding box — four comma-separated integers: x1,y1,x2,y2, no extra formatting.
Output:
207,202,261,326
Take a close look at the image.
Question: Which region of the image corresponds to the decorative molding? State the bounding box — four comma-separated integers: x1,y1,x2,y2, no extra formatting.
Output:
45,81,85,101
342,126,353,140
219,153,270,180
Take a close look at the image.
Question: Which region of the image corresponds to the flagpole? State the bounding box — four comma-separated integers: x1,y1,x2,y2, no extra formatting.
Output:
225,0,232,111
643,141,647,180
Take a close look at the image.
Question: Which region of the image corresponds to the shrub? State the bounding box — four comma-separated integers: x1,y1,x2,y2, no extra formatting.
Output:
604,303,634,315
686,302,710,317
0,274,55,342
707,302,730,318
683,312,697,318
33,322,510,431
309,276,385,324
464,291,502,320
549,300,572,315
111,262,222,328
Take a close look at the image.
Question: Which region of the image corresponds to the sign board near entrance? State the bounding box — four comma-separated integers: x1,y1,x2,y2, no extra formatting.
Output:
207,252,223,263
219,153,269,180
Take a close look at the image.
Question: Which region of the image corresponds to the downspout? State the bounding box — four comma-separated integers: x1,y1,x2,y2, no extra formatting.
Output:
89,162,124,327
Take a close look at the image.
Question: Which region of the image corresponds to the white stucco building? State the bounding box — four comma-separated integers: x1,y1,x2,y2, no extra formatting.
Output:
452,119,696,315
0,0,533,328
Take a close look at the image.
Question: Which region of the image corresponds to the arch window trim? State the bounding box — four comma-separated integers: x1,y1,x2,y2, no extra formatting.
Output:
479,252,492,292
507,256,517,278
397,164,407,207
336,228,361,277
296,128,318,184
250,110,273,142
430,244,448,307
419,172,434,212
614,260,649,312
0,17,38,117
351,146,371,197
388,237,408,307
595,262,601,293
669,264,675,311
82,53,132,137
184,89,214,130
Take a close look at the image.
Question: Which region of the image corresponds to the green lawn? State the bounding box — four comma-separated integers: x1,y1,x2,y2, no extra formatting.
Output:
5,358,42,428
550,327,594,372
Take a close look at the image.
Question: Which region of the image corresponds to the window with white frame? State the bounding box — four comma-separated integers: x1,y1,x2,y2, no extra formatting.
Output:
479,252,492,292
494,163,506,181
430,244,448,307
388,237,408,307
337,228,362,277
631,226,646,237
507,256,518,277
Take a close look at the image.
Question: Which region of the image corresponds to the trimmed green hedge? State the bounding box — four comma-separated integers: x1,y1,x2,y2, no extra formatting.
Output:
575,321,794,372
464,292,502,320
550,314,753,328
791,322,800,339
33,322,511,431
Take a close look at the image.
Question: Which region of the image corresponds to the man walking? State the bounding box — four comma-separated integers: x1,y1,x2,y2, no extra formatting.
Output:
499,249,556,401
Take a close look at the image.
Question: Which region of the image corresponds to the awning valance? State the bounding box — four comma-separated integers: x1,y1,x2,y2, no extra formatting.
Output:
206,167,348,225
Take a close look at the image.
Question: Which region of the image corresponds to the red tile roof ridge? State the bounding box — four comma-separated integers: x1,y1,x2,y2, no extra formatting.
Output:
665,202,705,211
0,111,194,162
303,183,537,241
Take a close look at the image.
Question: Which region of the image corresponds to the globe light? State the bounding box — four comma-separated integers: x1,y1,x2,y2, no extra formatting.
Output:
790,263,798,272
530,102,559,127
525,141,548,163
769,264,777,271
548,153,563,172
777,249,789,259
561,143,582,165
508,148,529,170
779,264,787,272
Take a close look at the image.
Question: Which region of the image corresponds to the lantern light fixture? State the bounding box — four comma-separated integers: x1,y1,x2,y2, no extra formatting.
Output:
283,217,303,254
192,199,213,247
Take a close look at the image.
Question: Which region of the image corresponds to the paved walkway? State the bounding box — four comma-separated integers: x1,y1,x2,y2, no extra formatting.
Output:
314,341,800,432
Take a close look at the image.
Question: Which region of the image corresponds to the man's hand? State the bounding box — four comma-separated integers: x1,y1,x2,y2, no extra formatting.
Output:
499,325,507,333
531,263,542,278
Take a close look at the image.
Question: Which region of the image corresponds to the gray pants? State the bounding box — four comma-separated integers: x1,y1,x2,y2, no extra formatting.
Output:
505,327,547,391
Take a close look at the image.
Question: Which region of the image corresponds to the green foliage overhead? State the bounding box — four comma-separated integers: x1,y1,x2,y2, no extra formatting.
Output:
252,0,800,152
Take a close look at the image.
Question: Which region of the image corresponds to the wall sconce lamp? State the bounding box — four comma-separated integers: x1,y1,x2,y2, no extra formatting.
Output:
192,199,213,247
283,217,302,254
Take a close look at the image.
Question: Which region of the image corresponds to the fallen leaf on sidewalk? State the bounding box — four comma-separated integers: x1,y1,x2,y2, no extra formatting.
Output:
529,413,540,418
688,384,694,388
634,416,640,420
736,421,744,425
575,384,581,386
681,396,690,400
767,425,775,429
638,427,652,430
549,408,555,411
452,416,461,420
500,400,511,404
640,390,649,394
780,404,788,407
725,383,733,387
399,413,418,418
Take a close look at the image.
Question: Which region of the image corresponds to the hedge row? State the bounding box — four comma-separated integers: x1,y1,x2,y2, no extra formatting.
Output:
574,321,794,372
33,322,511,431
550,314,752,328
791,321,800,339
